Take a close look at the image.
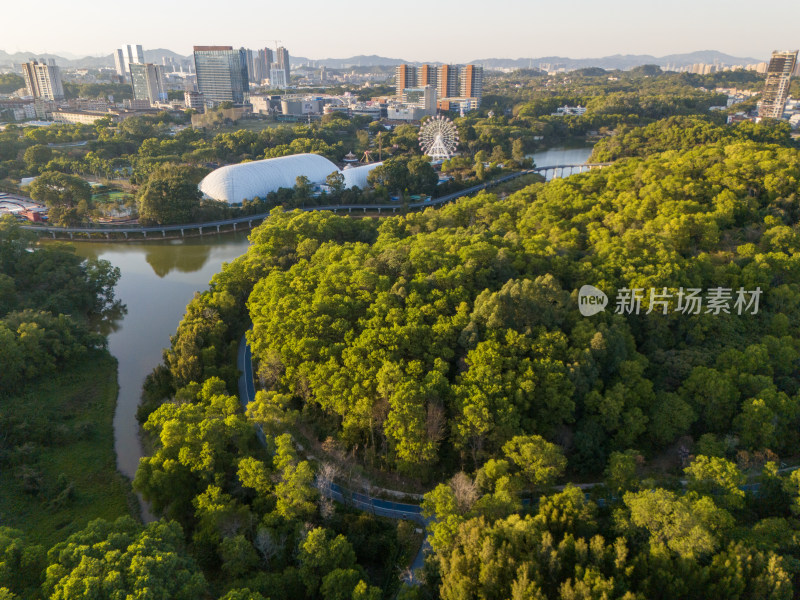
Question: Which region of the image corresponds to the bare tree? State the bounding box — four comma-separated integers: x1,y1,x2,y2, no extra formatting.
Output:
449,471,478,514
254,526,285,566
316,461,339,520
426,402,446,445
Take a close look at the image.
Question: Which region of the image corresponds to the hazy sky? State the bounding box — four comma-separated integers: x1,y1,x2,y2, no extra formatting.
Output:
4,0,799,62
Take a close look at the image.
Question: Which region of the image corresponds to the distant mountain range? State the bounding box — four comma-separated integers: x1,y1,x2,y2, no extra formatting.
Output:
0,48,193,69
0,49,764,71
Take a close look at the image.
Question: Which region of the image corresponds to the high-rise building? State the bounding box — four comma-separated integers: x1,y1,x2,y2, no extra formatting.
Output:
276,47,290,86
394,63,482,107
130,63,167,105
21,59,64,100
260,48,273,82
118,44,145,81
759,50,798,119
395,64,417,96
418,64,437,88
244,48,272,86
114,49,126,78
459,65,483,102
193,46,249,106
436,64,460,99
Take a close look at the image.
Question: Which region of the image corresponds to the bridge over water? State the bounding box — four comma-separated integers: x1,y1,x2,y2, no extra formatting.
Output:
21,162,611,241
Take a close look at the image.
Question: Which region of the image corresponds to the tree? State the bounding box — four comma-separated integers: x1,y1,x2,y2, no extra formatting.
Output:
326,171,346,198
23,144,53,173
294,175,312,204
532,484,597,539
137,163,203,225
684,455,745,510
622,489,734,558
273,434,317,520
604,450,643,495
502,435,567,487
42,517,207,599
298,528,357,597
28,171,92,226
0,528,45,599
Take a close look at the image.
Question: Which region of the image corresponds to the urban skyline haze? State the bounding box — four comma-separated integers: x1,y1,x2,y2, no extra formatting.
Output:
3,0,799,64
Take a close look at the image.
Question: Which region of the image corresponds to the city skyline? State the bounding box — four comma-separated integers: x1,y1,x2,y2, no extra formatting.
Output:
3,0,799,64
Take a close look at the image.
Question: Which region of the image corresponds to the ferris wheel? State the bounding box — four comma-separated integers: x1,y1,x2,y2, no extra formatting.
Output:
418,115,459,160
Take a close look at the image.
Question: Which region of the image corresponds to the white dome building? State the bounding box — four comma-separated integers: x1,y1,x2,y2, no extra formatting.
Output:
199,153,383,204
341,161,382,190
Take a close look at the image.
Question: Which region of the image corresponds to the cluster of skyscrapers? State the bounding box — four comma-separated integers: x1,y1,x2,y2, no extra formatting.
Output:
395,64,483,110
758,50,798,120
113,44,168,106
191,45,291,108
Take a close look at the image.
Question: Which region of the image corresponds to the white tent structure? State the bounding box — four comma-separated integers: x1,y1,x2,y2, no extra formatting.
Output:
341,161,382,190
199,153,382,204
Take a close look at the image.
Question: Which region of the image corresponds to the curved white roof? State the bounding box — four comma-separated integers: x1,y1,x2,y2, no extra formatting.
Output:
199,153,340,204
341,162,383,190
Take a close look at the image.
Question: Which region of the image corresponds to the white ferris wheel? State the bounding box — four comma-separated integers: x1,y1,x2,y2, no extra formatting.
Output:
418,115,459,161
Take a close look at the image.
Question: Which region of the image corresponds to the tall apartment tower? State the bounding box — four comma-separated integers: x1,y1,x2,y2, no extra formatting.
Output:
759,50,798,119
21,59,64,100
244,48,274,86
114,49,126,78
193,46,250,106
459,65,483,102
436,65,460,99
130,63,167,105
260,48,273,81
417,64,437,88
118,44,145,81
275,47,291,86
395,64,417,96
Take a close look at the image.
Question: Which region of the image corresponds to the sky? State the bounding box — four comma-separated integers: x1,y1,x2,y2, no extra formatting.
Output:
3,0,799,62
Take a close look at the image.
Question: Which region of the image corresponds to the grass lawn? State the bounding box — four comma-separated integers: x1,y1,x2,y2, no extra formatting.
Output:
0,350,135,548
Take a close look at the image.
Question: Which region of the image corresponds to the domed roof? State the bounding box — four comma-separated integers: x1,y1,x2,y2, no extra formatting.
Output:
199,153,340,204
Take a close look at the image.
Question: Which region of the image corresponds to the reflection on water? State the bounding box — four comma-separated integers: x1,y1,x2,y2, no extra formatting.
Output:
144,241,214,278
94,301,128,337
71,233,251,521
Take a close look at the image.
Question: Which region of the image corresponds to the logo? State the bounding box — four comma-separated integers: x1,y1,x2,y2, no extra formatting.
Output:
578,285,608,316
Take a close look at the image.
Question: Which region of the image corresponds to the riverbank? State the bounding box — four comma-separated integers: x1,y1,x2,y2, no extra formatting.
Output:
71,234,252,489
0,351,136,548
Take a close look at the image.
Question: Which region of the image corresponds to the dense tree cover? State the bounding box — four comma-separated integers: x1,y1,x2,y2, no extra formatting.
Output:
130,213,414,595
230,134,800,478
132,375,411,596
0,517,207,599
0,218,120,394
590,115,796,162
414,454,800,599
133,116,800,597
462,67,734,155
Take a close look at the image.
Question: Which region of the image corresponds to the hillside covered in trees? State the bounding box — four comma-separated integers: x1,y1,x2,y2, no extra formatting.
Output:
77,117,800,597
